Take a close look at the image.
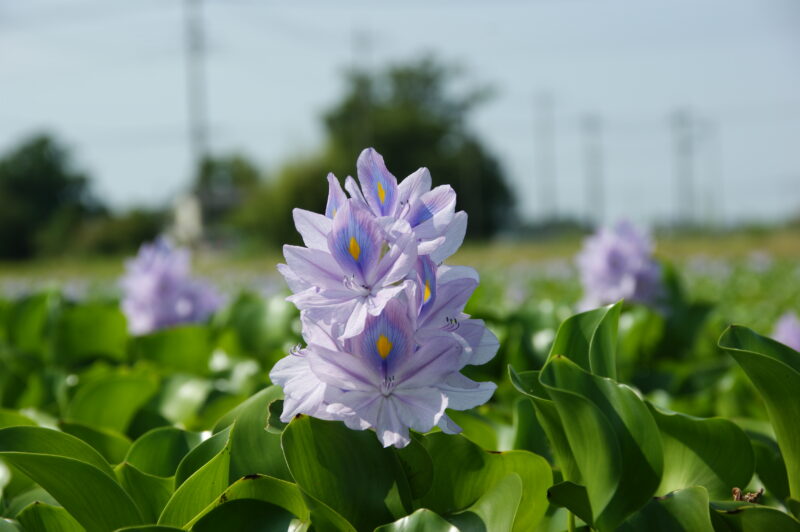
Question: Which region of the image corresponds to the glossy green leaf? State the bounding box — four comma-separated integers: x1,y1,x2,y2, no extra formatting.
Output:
298,491,355,532
158,434,231,527
115,527,184,531
174,426,231,487
649,405,754,499
394,437,434,500
619,486,714,532
0,426,114,477
16,502,83,532
719,325,800,499
226,386,291,482
191,499,298,532
281,417,410,531
539,356,663,530
710,501,800,531
0,519,20,532
547,481,593,525
748,432,789,502
0,410,36,429
375,509,456,532
186,474,309,528
157,376,211,425
6,292,57,354
3,487,58,518
54,302,127,363
66,372,158,434
447,473,522,532
419,432,551,532
509,367,580,480
0,428,143,531
60,421,131,464
125,427,201,478
116,462,173,523
130,325,213,375
548,302,622,379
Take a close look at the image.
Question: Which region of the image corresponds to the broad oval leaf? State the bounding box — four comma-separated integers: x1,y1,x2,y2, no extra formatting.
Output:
116,462,173,524
719,325,800,499
446,473,523,532
125,427,201,478
16,502,83,532
191,499,298,532
281,416,411,531
59,421,131,465
419,432,551,532
374,509,456,532
619,486,714,532
539,356,663,530
66,372,158,434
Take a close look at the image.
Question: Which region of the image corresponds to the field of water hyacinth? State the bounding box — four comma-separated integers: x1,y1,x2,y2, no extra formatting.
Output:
0,149,799,532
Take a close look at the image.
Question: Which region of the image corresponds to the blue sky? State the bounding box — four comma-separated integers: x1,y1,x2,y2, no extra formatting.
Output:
2,0,799,225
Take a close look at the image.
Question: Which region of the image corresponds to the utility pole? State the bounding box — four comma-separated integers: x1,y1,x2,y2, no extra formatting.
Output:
671,108,695,227
535,92,557,221
184,0,209,173
581,114,604,227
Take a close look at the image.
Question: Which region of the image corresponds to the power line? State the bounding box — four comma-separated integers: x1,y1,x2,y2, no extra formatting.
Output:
184,0,210,170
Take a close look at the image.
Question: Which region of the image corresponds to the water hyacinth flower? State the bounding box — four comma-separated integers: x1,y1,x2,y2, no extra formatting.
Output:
272,148,498,448
576,220,662,309
121,237,222,335
773,312,800,351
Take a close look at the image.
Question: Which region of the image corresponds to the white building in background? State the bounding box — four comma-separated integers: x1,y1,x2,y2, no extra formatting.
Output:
170,194,203,246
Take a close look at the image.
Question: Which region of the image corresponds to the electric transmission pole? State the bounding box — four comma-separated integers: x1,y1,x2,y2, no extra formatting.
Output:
581,114,604,227
184,0,209,172
671,108,695,227
535,92,557,221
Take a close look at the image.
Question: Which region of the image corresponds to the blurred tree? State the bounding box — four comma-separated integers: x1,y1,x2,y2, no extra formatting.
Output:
194,154,261,228
0,134,104,259
71,208,164,255
235,56,514,247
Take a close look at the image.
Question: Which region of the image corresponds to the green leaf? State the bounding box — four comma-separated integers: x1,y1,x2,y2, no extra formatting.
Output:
539,356,663,530
54,302,127,363
447,473,523,532
649,405,754,499
749,432,789,502
186,474,309,528
0,409,36,429
719,325,800,499
6,292,58,355
226,386,291,482
509,366,580,481
157,376,211,426
115,527,184,531
710,501,800,531
174,427,230,487
116,462,173,523
548,302,622,379
16,502,83,532
125,427,201,478
281,417,411,531
0,426,114,477
191,499,299,532
394,437,434,501
0,519,20,532
3,487,58,518
444,410,498,451
59,421,131,465
374,509,456,532
66,372,158,434
130,325,213,375
0,428,143,531
419,432,552,532
547,481,593,525
619,486,714,532
158,434,231,527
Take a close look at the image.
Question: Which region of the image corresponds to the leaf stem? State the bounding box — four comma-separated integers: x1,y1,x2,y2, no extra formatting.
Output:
568,511,576,532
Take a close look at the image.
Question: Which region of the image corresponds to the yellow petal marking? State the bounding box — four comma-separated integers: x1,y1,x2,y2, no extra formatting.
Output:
349,236,360,261
423,280,431,303
377,334,393,359
377,182,386,204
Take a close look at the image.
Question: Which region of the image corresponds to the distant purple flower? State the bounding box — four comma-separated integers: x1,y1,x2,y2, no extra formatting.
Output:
271,148,497,448
121,237,222,335
773,312,800,351
576,220,662,309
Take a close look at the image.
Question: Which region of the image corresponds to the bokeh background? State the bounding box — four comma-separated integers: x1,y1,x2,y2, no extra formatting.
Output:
1,0,799,292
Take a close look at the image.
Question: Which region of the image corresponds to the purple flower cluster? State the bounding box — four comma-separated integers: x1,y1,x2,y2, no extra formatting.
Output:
121,237,222,335
773,312,800,351
270,148,498,448
576,220,662,309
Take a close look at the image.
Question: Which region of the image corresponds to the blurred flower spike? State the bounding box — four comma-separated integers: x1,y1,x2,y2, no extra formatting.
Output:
773,311,800,351
271,147,498,448
121,237,222,335
576,220,662,310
